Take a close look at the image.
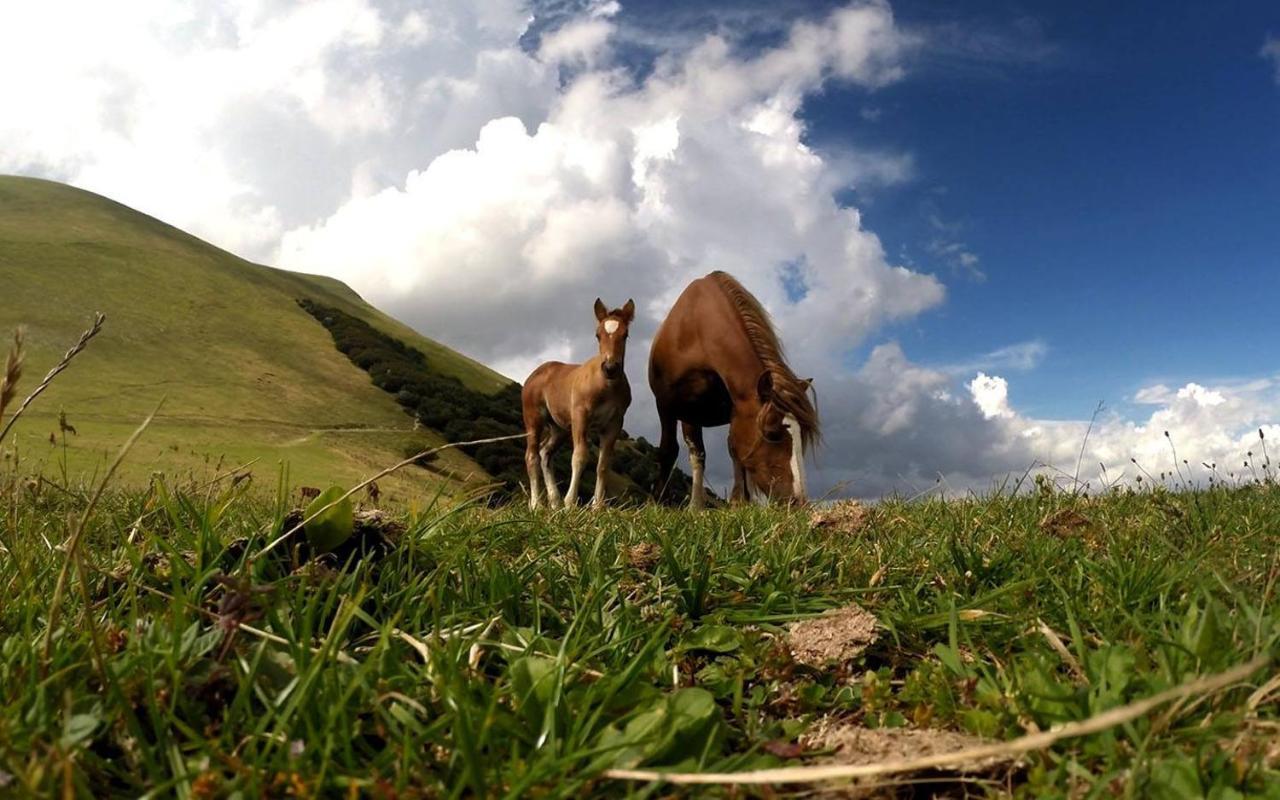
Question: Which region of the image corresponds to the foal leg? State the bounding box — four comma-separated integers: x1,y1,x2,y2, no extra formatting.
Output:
682,421,707,510
593,423,621,510
540,425,565,509
564,408,590,509
525,427,543,511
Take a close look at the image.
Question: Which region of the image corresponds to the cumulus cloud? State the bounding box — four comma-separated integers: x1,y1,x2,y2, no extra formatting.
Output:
4,0,1277,498
0,0,558,258
279,0,940,385
812,347,1280,498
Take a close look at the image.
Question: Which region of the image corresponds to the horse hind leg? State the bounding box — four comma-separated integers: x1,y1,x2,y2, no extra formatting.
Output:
654,406,679,503
540,424,565,509
682,421,707,510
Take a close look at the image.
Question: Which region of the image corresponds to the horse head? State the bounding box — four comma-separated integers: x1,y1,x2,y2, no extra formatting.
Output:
736,371,814,505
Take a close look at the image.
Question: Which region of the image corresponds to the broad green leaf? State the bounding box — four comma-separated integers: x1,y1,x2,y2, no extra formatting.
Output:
1147,755,1203,800
61,712,101,748
304,486,354,553
510,655,558,722
679,624,743,654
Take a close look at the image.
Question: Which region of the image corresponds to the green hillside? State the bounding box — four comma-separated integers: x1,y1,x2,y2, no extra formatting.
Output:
0,175,509,499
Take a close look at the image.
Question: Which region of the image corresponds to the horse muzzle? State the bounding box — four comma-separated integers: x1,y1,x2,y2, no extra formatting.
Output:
602,361,623,380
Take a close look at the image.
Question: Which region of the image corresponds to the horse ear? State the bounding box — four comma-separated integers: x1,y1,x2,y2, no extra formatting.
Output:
621,299,635,322
756,371,774,403
593,298,607,321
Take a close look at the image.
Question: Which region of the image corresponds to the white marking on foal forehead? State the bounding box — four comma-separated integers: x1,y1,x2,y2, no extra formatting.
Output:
603,319,620,334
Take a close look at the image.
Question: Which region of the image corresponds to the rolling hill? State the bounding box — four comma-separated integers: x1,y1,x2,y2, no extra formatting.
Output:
0,175,511,500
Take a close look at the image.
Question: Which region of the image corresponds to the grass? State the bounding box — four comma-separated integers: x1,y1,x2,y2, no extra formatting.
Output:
0,175,509,496
1,472,1277,797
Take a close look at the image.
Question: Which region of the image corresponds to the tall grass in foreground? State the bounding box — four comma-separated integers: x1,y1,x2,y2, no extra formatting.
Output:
1,318,1278,797
0,474,1277,797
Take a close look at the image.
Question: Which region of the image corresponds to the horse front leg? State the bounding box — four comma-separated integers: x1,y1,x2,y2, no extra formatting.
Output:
564,408,589,509
593,422,621,510
682,421,707,510
728,436,747,505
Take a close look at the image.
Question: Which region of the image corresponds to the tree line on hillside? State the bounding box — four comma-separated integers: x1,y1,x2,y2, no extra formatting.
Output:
297,299,690,504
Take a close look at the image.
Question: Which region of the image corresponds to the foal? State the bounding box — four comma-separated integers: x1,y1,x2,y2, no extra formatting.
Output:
522,299,634,510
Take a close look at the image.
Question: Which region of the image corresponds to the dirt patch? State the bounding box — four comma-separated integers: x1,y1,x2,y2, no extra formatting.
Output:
804,721,1007,770
1038,508,1091,538
787,604,879,667
800,721,1018,797
624,542,661,572
810,501,871,536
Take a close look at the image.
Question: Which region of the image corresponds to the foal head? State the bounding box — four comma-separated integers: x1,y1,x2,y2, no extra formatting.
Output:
593,298,635,380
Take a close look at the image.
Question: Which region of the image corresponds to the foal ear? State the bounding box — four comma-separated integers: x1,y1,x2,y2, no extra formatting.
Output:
621,299,635,322
593,298,608,321
756,371,774,402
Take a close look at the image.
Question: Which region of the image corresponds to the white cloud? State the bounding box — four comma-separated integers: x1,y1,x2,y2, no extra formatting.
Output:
809,347,1280,498
538,1,620,67
0,0,558,259
942,340,1047,375
1262,35,1280,85
969,373,1014,419
279,1,941,381
5,0,1278,499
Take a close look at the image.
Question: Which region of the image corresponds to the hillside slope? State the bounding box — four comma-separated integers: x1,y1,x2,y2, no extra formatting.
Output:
0,175,507,498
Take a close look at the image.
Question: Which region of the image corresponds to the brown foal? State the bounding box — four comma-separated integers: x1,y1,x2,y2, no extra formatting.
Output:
521,298,635,510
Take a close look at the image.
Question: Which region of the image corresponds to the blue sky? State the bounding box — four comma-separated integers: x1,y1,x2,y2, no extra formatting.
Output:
610,0,1280,420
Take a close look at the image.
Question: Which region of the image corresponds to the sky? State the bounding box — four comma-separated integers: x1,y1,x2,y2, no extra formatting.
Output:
2,0,1278,498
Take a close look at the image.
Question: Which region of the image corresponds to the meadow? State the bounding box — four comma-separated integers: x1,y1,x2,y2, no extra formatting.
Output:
1,459,1277,797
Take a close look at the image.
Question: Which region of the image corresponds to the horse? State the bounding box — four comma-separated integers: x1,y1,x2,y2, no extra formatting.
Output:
649,271,818,508
522,298,635,510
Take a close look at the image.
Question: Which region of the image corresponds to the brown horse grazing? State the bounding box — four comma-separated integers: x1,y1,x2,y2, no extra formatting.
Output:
649,271,818,508
522,299,635,510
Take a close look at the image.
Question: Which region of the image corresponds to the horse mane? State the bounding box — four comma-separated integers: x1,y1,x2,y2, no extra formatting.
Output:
707,270,820,450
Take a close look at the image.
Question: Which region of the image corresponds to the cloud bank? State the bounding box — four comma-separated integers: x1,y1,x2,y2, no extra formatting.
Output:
3,0,1278,497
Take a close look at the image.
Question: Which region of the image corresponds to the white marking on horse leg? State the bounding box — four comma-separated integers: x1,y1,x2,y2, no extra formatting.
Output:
603,319,620,334
784,413,806,502
539,428,562,508
526,447,542,511
540,449,560,509
688,449,706,510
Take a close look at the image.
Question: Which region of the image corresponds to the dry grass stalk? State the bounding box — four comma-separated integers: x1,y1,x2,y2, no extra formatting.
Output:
0,328,23,425
253,432,528,560
0,313,105,447
604,654,1271,786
